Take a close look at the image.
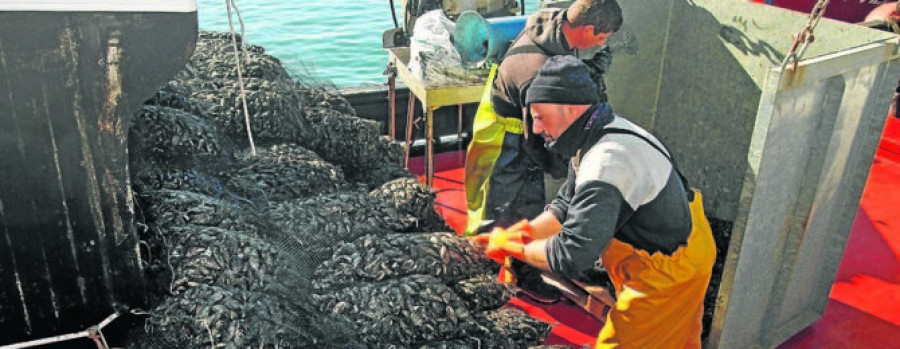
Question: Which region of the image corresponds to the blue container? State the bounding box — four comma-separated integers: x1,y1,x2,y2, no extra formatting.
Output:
454,11,527,67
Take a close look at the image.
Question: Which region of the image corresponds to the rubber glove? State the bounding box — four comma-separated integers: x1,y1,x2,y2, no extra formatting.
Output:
582,46,613,75
582,46,613,103
471,220,533,264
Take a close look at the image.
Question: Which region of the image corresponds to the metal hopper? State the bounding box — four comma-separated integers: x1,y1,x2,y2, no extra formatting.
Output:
602,0,900,347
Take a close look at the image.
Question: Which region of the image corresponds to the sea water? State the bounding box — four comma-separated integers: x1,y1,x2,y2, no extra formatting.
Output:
197,0,538,87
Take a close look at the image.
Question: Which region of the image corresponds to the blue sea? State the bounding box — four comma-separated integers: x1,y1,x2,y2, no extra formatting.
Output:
197,0,539,87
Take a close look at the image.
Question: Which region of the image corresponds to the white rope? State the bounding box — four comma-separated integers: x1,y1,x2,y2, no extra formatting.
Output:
225,0,257,155
0,313,120,349
96,328,110,349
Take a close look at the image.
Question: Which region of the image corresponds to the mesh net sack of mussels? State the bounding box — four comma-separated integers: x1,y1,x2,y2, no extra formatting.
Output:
311,274,549,348
268,190,393,244
162,225,279,294
226,143,350,203
182,32,294,82
369,177,452,232
268,177,449,250
312,232,497,290
451,274,513,312
131,164,235,201
137,189,263,233
129,105,236,163
311,275,476,345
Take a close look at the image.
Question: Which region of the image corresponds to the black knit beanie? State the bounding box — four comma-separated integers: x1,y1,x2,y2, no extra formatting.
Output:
525,55,599,106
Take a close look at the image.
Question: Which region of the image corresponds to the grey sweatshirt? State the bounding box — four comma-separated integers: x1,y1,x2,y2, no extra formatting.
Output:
544,106,693,279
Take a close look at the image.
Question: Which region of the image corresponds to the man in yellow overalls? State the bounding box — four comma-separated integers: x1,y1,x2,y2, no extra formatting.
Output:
475,56,716,348
465,0,622,235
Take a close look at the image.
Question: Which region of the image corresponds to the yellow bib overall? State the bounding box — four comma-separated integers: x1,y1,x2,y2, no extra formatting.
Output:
596,189,717,348
464,65,524,235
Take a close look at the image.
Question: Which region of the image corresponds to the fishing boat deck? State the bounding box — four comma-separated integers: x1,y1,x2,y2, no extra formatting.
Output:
411,116,900,347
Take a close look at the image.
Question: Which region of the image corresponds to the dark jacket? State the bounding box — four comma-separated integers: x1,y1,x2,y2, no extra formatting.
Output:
490,8,574,178
543,106,693,279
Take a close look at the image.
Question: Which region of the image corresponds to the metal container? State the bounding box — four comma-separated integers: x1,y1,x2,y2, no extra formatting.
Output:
454,11,528,66
0,0,197,344
602,0,900,347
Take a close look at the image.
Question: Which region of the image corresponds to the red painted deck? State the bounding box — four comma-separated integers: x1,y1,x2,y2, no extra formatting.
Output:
411,116,900,347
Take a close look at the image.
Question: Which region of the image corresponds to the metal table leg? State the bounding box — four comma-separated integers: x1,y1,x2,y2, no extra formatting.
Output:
404,95,416,169
387,63,397,140
457,103,463,147
457,103,464,165
426,106,436,187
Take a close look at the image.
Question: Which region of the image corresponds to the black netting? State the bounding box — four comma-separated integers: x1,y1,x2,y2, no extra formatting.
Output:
131,284,352,349
472,307,553,348
312,232,496,290
227,143,350,203
124,30,554,348
129,105,236,162
162,225,278,294
451,274,513,312
311,275,477,346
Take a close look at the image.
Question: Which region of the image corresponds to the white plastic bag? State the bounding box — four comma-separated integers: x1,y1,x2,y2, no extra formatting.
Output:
407,10,472,85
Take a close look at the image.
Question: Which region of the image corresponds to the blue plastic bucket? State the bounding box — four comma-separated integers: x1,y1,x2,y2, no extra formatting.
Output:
454,11,527,67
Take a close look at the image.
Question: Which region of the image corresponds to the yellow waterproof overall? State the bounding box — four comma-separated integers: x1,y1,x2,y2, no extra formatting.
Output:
596,190,717,348
464,65,524,235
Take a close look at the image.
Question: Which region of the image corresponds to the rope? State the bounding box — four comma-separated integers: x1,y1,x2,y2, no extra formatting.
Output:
389,0,400,29
0,313,120,349
225,0,257,156
781,0,832,71
87,326,110,349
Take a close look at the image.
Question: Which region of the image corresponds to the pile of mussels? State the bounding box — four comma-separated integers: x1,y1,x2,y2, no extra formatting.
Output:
125,32,551,348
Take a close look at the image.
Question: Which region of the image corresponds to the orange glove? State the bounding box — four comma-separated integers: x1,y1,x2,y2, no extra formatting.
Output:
471,220,532,264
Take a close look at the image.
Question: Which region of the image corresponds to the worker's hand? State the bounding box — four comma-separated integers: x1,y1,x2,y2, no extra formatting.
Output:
582,47,612,103
582,46,613,76
471,220,532,263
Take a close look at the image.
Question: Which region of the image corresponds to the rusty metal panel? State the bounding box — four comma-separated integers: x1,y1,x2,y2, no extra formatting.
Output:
712,43,900,348
0,8,197,344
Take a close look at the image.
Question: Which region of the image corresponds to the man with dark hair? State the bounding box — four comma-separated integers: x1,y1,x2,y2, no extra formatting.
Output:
473,55,716,348
465,0,623,236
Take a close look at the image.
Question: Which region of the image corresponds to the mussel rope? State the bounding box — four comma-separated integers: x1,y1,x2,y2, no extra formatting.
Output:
226,0,258,155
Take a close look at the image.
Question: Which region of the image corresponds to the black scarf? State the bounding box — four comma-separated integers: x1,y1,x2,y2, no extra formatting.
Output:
547,103,614,158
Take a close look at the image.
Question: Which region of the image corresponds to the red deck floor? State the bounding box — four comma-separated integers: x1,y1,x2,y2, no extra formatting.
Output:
410,116,900,347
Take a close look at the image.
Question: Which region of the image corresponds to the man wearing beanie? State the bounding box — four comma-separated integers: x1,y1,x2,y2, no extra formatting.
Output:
465,0,623,235
473,56,716,348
